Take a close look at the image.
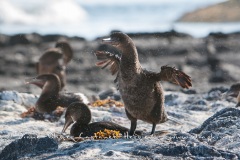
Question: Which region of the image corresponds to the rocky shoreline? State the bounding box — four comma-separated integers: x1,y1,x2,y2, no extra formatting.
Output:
0,90,239,159
0,30,240,159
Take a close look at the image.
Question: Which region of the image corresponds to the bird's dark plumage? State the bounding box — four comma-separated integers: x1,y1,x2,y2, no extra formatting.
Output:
225,83,240,107
95,32,192,135
25,74,83,113
226,83,240,97
36,40,73,89
62,102,136,137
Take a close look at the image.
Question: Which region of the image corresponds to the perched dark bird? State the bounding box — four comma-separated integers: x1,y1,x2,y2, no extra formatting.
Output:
225,83,240,98
62,102,138,137
25,74,87,113
225,83,240,107
95,32,192,135
36,40,73,89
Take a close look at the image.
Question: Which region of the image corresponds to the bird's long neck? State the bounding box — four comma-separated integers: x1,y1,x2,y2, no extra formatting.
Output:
120,43,141,75
38,81,60,102
75,106,92,125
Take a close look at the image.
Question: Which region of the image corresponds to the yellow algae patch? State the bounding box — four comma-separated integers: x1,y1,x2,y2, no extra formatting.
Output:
91,99,124,107
55,129,122,142
94,129,122,139
20,106,65,121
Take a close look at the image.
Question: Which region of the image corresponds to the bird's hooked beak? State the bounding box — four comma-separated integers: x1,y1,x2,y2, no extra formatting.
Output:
25,77,45,88
102,37,119,46
61,116,74,133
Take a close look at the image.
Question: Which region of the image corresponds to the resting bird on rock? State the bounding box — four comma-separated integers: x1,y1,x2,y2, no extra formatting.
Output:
36,40,73,89
95,32,192,135
62,102,141,137
25,74,87,113
225,83,240,107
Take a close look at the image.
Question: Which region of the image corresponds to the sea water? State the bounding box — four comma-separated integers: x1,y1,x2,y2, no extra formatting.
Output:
0,0,239,40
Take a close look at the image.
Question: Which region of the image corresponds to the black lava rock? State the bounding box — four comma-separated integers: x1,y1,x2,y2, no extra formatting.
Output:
208,86,229,94
190,108,240,134
0,134,58,160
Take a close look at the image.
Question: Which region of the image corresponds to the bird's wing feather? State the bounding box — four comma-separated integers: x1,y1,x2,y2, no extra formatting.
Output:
95,51,121,75
158,65,192,89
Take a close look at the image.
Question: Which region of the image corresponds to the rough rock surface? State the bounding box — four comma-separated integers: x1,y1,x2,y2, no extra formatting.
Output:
0,100,239,159
0,134,58,160
1,31,240,159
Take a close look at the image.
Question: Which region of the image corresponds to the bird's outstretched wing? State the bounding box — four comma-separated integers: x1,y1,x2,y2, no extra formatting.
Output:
95,51,121,75
157,65,192,89
55,40,73,65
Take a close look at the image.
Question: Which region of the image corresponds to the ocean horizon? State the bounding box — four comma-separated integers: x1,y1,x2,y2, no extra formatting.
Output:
1,0,240,40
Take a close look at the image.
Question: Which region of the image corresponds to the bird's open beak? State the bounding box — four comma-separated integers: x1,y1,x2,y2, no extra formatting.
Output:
25,77,45,88
102,37,118,46
102,37,111,42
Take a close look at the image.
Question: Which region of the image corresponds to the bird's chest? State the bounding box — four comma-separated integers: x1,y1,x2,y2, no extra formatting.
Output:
118,77,155,108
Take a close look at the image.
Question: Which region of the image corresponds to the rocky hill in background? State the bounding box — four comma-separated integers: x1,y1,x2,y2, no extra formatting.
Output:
178,0,240,22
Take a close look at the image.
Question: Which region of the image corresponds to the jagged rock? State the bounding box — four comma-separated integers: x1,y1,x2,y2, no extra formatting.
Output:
128,108,240,159
190,107,240,132
130,132,239,159
8,33,42,46
41,34,68,42
208,87,229,94
190,108,240,151
127,30,192,39
1,107,239,159
8,34,30,45
0,134,58,160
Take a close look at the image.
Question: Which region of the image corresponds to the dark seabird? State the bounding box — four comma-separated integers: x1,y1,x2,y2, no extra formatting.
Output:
36,40,73,89
225,83,240,98
95,32,192,135
25,74,85,113
225,83,240,107
62,102,139,137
